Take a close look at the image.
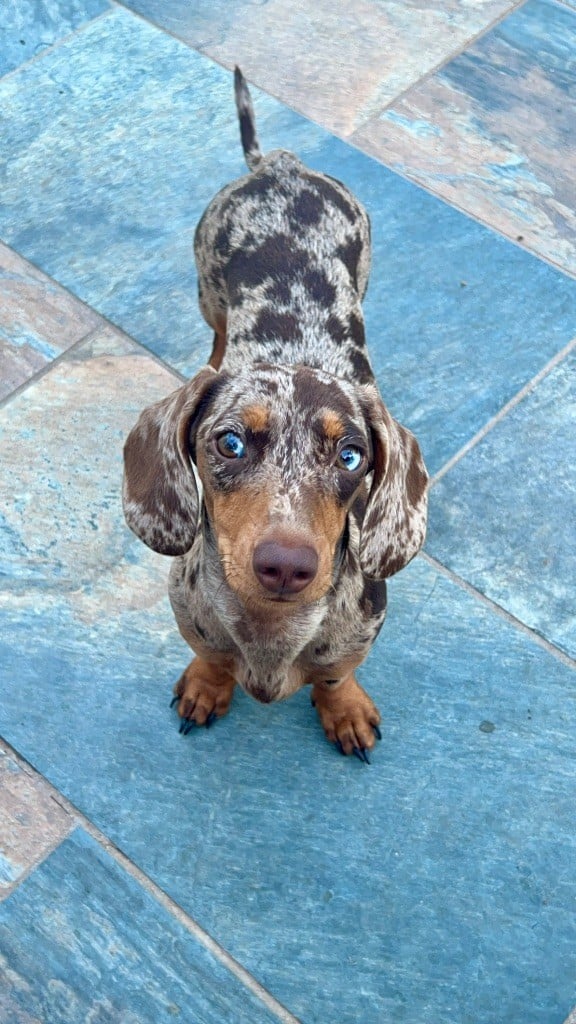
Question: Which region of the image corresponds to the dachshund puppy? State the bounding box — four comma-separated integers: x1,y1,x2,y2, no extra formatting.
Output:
123,69,428,761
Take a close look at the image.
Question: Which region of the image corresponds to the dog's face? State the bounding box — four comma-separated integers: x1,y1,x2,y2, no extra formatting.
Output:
193,364,372,608
123,364,428,600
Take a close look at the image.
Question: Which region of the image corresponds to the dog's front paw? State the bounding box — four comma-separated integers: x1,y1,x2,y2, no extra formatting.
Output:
312,676,382,763
172,658,236,735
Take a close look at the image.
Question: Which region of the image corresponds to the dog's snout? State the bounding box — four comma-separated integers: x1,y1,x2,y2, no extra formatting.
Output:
253,541,318,595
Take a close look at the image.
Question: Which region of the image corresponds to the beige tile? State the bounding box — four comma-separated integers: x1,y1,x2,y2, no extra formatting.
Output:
195,0,517,136
0,745,74,897
353,0,576,275
0,243,101,401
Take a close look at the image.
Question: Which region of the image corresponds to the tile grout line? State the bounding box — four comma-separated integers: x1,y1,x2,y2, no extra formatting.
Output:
430,332,576,486
0,738,302,1024
0,6,115,85
0,807,76,904
347,0,530,131
113,0,528,150
0,242,192,410
371,159,576,283
0,318,188,412
311,81,576,283
109,0,217,56
420,551,576,671
0,328,103,410
343,113,576,283
113,0,569,299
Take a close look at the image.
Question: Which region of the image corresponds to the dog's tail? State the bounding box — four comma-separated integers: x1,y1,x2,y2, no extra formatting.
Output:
234,66,263,172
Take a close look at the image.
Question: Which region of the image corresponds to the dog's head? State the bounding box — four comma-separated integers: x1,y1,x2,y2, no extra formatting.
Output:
123,364,428,606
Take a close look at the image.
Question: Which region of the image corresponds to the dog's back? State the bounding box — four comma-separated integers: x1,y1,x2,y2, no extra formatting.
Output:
194,69,373,384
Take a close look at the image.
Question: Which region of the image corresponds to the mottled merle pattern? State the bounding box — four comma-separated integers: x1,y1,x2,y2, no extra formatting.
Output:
122,70,428,744
195,149,373,383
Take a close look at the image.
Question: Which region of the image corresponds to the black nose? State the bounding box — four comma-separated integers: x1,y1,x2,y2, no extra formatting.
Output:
252,541,319,595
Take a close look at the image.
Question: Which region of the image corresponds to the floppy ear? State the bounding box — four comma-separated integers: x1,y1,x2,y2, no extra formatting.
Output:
359,386,428,578
122,366,222,556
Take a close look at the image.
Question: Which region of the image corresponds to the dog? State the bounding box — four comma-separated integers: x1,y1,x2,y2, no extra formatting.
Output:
123,68,428,762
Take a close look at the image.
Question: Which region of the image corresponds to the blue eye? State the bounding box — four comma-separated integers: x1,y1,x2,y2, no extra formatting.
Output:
216,431,246,459
338,446,363,472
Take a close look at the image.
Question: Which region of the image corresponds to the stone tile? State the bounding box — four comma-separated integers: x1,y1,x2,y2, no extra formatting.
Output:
0,269,574,1020
0,243,101,401
2,5,575,1022
0,9,233,379
354,0,576,276
1,10,575,473
427,347,576,658
0,746,73,896
1,535,575,1022
0,828,289,1023
0,325,179,606
119,0,519,136
0,0,111,77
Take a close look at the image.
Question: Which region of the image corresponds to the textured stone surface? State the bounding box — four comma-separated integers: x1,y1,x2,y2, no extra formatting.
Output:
0,0,110,76
354,0,576,276
0,326,177,604
1,4,575,1023
0,828,289,1023
0,243,101,400
119,0,519,136
427,347,576,658
1,405,575,1024
1,9,575,474
0,746,72,896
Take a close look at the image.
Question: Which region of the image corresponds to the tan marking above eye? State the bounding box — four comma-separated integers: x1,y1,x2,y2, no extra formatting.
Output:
321,410,345,440
242,404,270,432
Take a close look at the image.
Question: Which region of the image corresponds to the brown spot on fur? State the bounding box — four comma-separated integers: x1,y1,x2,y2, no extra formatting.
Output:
359,577,387,617
308,493,348,561
242,404,270,433
406,435,428,508
321,410,345,440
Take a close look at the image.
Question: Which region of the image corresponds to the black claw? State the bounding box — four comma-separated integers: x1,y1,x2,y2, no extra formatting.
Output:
335,739,345,756
353,746,371,765
178,718,187,734
170,695,179,708
373,724,382,741
205,711,217,729
184,720,196,736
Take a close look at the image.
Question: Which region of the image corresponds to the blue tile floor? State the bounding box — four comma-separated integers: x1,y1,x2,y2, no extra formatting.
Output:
0,3,575,1022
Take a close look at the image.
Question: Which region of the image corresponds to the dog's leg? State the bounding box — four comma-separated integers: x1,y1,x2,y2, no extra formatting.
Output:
173,657,236,731
311,676,382,761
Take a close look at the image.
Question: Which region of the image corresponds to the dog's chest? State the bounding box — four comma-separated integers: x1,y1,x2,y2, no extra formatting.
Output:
169,551,386,702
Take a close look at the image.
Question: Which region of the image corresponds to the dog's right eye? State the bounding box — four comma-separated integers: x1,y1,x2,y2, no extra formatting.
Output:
216,431,246,459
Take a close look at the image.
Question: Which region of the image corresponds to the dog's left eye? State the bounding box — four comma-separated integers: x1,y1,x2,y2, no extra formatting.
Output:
337,446,364,472
216,431,246,459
